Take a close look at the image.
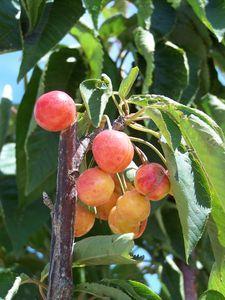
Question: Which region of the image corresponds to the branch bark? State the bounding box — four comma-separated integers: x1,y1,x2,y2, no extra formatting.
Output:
176,259,197,300
47,123,78,300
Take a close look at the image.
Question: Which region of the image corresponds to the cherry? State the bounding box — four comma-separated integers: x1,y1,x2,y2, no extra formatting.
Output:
116,190,150,222
96,192,119,221
92,130,134,173
74,203,95,237
34,90,77,132
134,163,170,201
77,167,115,207
108,207,140,235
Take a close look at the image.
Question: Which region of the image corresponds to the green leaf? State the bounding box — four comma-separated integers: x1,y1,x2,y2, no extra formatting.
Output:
0,0,21,52
99,14,127,40
134,27,155,93
0,175,49,251
0,143,16,175
201,94,225,135
0,95,11,151
21,0,44,32
75,282,132,300
18,0,84,80
161,143,211,261
151,0,176,38
71,23,104,78
119,67,139,100
209,261,225,297
200,289,225,300
128,281,161,300
161,259,185,300
84,0,102,29
135,0,153,30
43,47,86,98
73,234,137,266
153,42,189,100
186,0,225,42
166,0,181,8
79,74,112,127
25,127,58,195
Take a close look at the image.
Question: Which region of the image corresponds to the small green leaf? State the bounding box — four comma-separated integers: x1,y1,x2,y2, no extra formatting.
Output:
75,282,131,300
128,280,162,300
119,67,139,100
102,279,161,300
80,74,112,127
0,93,11,152
200,289,225,300
134,27,155,93
73,234,137,266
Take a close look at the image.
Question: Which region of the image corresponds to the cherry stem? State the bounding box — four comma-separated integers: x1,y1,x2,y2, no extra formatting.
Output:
120,172,128,191
111,93,125,116
130,136,166,165
128,122,160,139
116,173,125,195
133,145,148,164
103,114,112,130
125,108,146,122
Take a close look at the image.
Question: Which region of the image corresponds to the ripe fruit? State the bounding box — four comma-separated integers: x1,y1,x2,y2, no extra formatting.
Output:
134,163,170,201
74,203,95,237
77,167,115,206
116,190,150,222
108,207,140,235
97,192,119,221
92,130,134,173
34,90,77,132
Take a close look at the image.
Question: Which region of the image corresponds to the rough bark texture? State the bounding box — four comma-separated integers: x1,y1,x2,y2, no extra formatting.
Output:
47,123,78,300
176,259,197,300
47,116,125,300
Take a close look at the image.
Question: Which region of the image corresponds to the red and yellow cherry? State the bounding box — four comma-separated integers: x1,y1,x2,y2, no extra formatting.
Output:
108,207,140,236
77,167,115,207
116,190,150,222
74,203,95,237
96,192,119,221
134,163,170,201
34,91,77,131
92,130,134,173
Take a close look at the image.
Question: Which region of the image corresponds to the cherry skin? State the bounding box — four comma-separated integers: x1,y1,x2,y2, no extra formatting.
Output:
97,192,119,221
108,207,140,236
116,190,151,222
34,90,77,132
77,167,115,207
92,130,134,173
74,203,95,237
134,163,170,201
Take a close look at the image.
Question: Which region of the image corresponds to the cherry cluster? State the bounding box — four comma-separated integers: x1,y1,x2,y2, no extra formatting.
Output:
34,91,171,240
